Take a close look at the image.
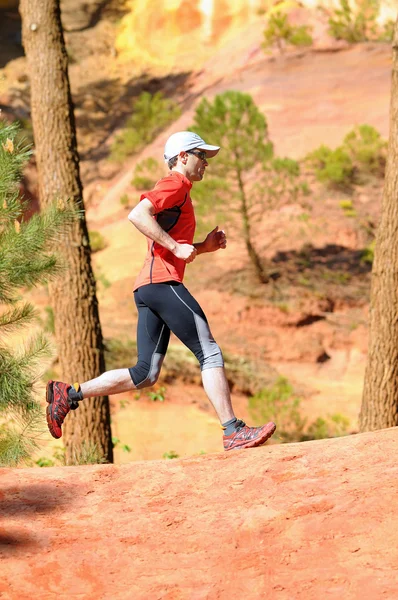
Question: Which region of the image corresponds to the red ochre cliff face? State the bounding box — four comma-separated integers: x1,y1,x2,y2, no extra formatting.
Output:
115,0,262,68
115,0,396,69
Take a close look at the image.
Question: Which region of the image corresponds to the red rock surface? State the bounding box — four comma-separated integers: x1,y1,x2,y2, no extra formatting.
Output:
2,428,398,599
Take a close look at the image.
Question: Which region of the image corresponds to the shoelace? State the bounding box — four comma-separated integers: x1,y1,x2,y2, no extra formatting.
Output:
234,419,246,432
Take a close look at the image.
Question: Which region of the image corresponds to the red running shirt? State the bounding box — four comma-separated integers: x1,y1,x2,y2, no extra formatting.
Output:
133,171,195,290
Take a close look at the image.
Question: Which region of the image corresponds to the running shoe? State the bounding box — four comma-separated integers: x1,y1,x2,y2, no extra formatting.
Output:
223,420,276,451
46,380,78,439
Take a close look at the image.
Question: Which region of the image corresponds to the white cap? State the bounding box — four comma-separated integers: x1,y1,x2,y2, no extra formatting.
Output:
163,131,220,163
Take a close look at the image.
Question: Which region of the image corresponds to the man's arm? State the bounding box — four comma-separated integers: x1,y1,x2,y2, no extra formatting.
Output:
194,226,227,255
128,199,197,263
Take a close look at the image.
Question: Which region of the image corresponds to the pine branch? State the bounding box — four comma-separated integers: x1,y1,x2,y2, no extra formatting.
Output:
0,303,37,333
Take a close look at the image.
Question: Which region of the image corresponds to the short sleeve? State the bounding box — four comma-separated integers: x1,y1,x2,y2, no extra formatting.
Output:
140,176,185,213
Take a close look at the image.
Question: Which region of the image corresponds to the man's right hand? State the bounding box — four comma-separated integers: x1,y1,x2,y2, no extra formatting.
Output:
173,243,197,263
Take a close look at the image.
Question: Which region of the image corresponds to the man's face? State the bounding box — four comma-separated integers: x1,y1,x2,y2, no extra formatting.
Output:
183,149,209,182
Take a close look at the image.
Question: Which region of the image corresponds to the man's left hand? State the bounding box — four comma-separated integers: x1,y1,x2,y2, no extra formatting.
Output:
204,226,227,252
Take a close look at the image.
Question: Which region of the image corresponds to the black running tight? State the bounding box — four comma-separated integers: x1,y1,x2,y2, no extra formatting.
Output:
128,282,224,389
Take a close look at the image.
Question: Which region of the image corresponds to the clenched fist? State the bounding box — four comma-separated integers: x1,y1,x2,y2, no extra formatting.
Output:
173,243,197,263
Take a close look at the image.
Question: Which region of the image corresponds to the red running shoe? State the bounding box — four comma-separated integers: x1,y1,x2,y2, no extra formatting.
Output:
223,420,276,451
46,380,78,439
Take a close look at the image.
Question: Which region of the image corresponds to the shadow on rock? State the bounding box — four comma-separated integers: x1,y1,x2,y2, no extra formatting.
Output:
0,482,76,554
0,6,24,69
74,71,192,167
273,244,372,277
0,531,40,555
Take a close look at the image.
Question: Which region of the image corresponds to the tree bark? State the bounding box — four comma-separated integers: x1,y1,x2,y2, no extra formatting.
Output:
236,167,269,284
20,0,113,462
359,15,398,431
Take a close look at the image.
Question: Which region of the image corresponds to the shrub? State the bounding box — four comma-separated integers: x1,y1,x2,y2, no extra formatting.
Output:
163,450,179,459
249,377,307,443
89,230,107,253
104,338,137,370
306,124,387,188
148,386,166,402
53,441,107,466
306,145,354,188
302,414,350,440
263,12,313,54
259,157,308,207
131,157,162,190
249,376,351,443
361,239,375,264
110,91,181,162
343,124,387,177
328,0,379,42
379,20,394,42
339,199,357,217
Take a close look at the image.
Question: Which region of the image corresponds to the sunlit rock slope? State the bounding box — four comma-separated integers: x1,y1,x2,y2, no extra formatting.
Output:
2,428,398,599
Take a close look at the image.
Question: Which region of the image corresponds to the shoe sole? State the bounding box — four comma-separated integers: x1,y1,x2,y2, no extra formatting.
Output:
46,381,62,439
225,422,276,451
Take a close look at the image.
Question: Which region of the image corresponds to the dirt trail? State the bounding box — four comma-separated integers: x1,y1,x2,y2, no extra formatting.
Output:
2,428,398,599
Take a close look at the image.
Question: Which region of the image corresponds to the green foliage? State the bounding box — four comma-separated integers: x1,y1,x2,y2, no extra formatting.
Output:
339,199,357,217
361,239,375,264
89,230,107,253
120,194,129,207
94,269,111,290
263,12,313,53
343,124,387,177
306,145,354,188
249,376,307,443
307,124,387,188
131,157,162,190
297,212,310,222
257,157,307,209
289,25,314,47
192,91,273,174
191,176,231,237
249,376,350,443
104,338,137,370
43,305,55,334
339,199,354,211
112,437,132,453
163,450,179,459
379,19,394,42
303,414,350,440
148,386,166,402
0,120,76,466
36,456,55,467
54,441,107,466
328,0,379,42
110,92,181,162
191,91,308,283
319,270,351,284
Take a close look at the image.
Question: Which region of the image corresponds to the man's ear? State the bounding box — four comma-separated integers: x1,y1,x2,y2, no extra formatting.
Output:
179,151,188,164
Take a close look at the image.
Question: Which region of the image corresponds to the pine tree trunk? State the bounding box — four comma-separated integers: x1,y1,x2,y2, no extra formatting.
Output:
20,0,113,463
359,16,398,431
236,168,269,284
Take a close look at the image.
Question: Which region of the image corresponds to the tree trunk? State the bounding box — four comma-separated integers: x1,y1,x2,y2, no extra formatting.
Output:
20,0,113,463
359,15,398,431
236,168,269,284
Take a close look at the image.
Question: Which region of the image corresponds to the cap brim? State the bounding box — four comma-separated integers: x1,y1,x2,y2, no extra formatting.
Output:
196,144,220,158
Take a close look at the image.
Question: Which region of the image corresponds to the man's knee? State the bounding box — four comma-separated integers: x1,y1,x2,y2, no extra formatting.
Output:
128,353,164,389
200,346,224,370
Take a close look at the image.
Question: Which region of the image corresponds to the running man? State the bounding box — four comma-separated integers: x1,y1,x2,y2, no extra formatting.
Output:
46,131,276,451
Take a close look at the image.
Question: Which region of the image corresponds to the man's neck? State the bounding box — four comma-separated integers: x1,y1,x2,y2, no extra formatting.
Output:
172,165,193,183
